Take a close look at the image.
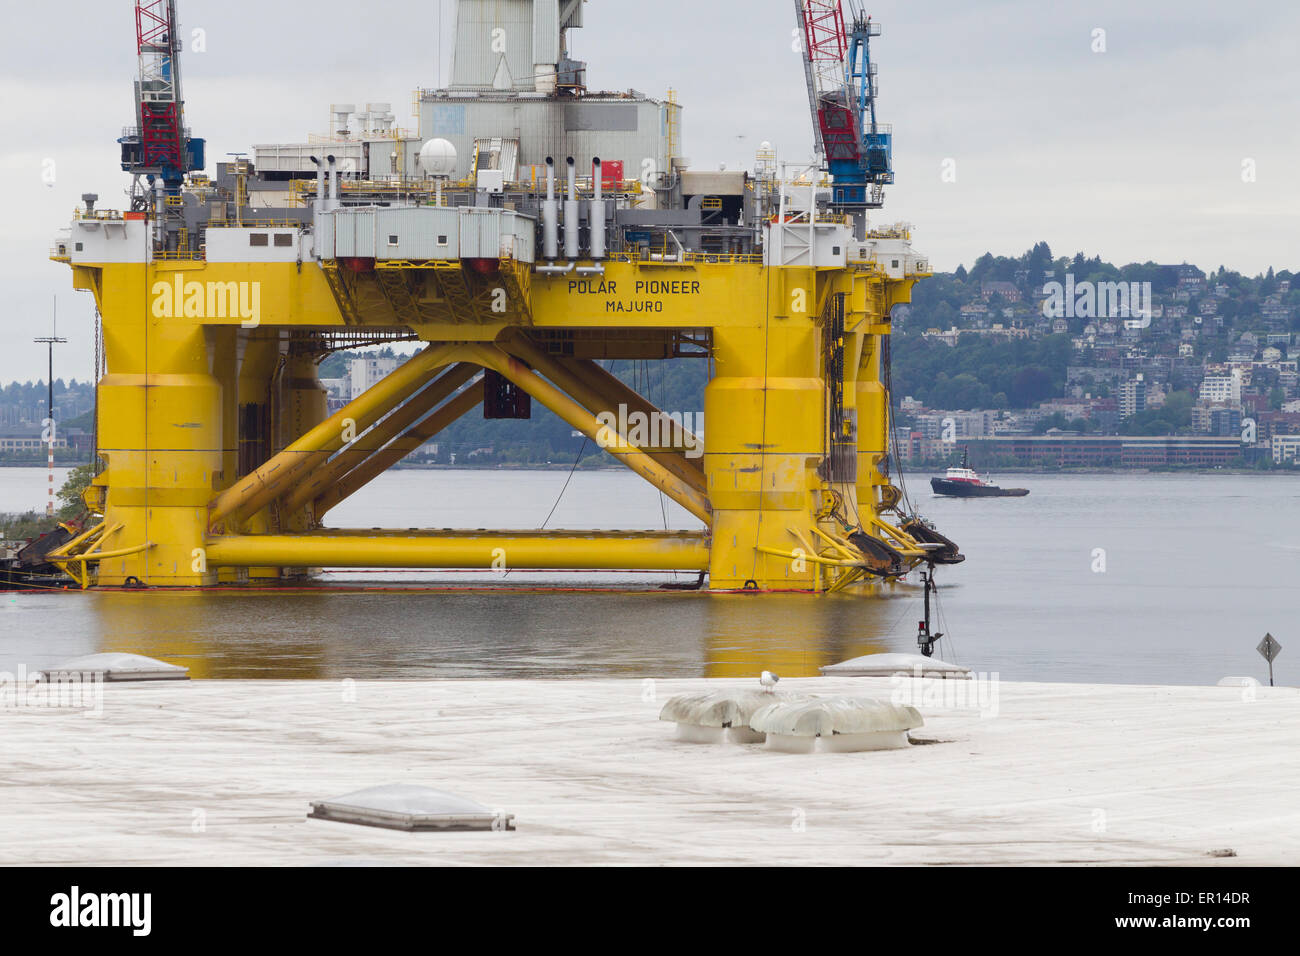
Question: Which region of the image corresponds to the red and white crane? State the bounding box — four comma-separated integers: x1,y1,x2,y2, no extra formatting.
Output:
120,1,204,194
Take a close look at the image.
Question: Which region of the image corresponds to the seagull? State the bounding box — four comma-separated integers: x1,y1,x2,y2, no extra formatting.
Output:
760,671,780,693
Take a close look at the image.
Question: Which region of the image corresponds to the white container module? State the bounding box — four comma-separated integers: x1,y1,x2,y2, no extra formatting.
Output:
748,697,923,754
659,688,789,744
318,206,534,263
375,207,462,260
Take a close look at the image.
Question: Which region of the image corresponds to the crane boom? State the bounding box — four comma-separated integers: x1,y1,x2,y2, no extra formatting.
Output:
120,0,204,190
795,0,892,211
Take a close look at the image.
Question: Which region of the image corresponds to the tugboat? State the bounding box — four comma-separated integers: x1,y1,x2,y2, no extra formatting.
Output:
930,448,1029,498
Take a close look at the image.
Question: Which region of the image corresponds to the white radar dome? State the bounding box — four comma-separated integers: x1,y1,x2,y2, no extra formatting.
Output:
419,138,458,177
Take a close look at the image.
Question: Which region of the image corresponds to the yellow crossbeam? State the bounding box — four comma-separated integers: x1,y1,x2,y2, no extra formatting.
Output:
205,530,709,571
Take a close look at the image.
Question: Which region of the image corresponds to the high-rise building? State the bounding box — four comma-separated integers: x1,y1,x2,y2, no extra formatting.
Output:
348,357,399,400
1119,374,1147,420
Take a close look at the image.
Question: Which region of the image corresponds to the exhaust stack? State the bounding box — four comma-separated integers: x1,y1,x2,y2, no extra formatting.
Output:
542,157,559,260
590,158,606,261
563,157,580,261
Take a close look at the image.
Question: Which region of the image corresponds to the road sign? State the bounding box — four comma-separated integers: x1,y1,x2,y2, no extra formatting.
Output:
1258,633,1282,687
1258,634,1282,663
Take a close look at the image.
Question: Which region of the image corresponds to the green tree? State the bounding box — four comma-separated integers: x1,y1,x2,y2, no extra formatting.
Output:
57,464,98,520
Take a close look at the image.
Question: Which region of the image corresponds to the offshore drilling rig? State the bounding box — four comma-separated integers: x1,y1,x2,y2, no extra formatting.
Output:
48,0,962,592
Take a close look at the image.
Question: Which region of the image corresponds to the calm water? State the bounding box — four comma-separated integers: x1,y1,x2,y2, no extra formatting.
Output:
2,467,1297,685
0,467,72,517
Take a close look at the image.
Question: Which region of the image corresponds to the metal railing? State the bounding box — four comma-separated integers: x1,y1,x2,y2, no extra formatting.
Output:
290,176,646,198
73,210,129,221
606,251,762,266
867,224,913,240
205,219,302,229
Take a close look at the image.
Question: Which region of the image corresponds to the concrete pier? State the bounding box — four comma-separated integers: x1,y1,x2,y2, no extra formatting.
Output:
2,677,1296,865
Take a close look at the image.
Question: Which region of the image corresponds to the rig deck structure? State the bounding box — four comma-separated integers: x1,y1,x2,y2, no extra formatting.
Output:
48,0,957,593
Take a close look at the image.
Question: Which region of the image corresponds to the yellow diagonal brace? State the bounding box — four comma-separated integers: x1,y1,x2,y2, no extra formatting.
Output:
280,363,479,515
809,526,859,561
81,523,124,557
827,567,866,593
468,345,713,526
558,353,706,473
209,344,463,529
314,380,485,520
45,520,108,560
500,336,708,494
755,545,858,568
51,540,155,589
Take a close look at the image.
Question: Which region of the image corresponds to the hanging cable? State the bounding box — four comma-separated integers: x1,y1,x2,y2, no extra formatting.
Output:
880,334,912,517
539,436,588,532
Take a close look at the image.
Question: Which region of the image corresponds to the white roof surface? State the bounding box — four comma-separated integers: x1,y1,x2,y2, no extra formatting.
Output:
1,677,1296,865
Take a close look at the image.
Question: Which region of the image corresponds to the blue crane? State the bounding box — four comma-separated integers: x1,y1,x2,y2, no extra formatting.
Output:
795,0,893,210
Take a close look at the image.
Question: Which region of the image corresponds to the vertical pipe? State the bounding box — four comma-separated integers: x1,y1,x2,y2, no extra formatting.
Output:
591,157,606,260
542,157,559,260
153,179,166,248
563,156,580,260
590,157,606,261
327,154,339,209
47,340,54,516
311,156,325,240
313,156,325,204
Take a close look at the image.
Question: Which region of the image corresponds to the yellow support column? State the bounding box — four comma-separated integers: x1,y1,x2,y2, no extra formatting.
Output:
94,264,225,587
705,267,824,590
856,272,904,514
212,327,242,584
233,333,284,582
275,351,330,534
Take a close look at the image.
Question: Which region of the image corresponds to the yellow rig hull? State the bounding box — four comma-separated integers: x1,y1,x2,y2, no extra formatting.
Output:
59,254,921,592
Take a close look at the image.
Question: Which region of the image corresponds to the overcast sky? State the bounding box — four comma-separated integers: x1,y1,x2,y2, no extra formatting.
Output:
2,0,1298,384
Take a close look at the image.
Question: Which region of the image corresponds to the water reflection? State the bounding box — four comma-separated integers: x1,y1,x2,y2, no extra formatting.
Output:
93,591,330,679
701,592,897,678
5,471,1298,685
62,584,922,680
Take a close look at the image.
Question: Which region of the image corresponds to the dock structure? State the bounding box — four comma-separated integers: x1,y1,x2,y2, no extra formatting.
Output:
3,677,1296,866
47,0,952,593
